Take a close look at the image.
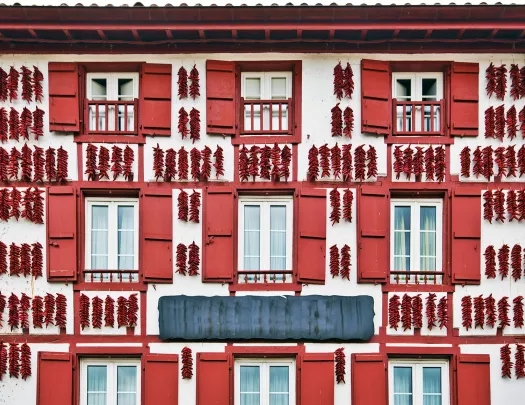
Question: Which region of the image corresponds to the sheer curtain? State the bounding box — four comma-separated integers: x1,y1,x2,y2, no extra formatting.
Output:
91,206,109,270
394,207,411,271
244,206,261,271
393,367,413,405
118,206,135,271
423,367,442,405
270,206,286,271
117,366,137,405
87,365,107,405
269,366,289,405
420,207,436,272
240,366,260,405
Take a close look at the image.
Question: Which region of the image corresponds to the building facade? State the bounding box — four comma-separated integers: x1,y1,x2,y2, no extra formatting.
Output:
0,1,524,404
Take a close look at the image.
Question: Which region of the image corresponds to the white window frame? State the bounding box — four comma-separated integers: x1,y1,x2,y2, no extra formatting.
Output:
241,72,293,100
392,72,443,101
85,198,139,271
80,359,141,405
238,196,293,271
86,72,139,101
390,199,443,273
234,358,296,405
388,360,449,405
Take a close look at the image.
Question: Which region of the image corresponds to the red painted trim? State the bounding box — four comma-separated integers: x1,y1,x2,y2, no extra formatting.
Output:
74,135,146,144
226,345,304,355
383,346,458,356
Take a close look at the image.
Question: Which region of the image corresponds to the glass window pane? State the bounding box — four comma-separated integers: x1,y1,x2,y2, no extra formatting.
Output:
88,393,107,405
245,78,261,100
244,206,261,271
87,365,107,405
393,206,411,271
270,394,289,405
420,207,436,231
240,365,260,405
394,206,411,231
394,394,413,405
422,78,437,100
423,367,441,393
271,78,287,99
270,206,287,271
91,78,107,100
393,367,412,394
118,206,134,229
270,366,289,393
118,78,134,100
92,205,109,229
91,205,109,269
117,366,137,405
395,79,411,100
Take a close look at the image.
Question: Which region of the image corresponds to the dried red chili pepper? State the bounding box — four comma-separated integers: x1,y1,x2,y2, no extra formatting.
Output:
485,294,497,328
342,144,353,182
201,146,212,181
128,294,139,327
178,147,189,180
461,296,472,331
79,293,90,330
20,66,32,103
19,293,30,330
213,145,224,179
501,344,513,378
520,66,525,99
330,189,340,226
329,245,340,278
32,296,43,329
152,144,164,181
20,143,32,182
20,107,32,140
331,103,342,137
33,66,43,103
280,145,291,181
32,187,44,224
411,146,424,179
189,65,200,99
402,145,413,180
494,189,506,222
177,107,188,139
57,146,69,182
334,347,346,384
20,343,31,380
9,243,20,276
485,106,495,138
340,244,351,280
0,108,6,143
32,107,44,140
104,296,115,328
239,144,249,182
31,242,43,279
117,296,128,328
189,190,200,223
486,62,497,98
343,62,354,99
483,190,494,223
110,145,123,180
85,144,98,181
513,296,524,329
388,294,401,331
473,294,485,329
328,143,341,180
0,342,6,380
484,245,497,279
498,296,511,329
55,293,67,330
460,146,471,178
9,343,20,378
0,189,10,221
343,107,353,137
319,144,331,178
164,148,177,182
518,146,525,177
0,293,5,328
506,145,517,178
496,64,508,100
176,243,187,276
412,294,423,329
367,145,378,179
44,293,55,327
435,145,446,182
45,147,56,182
248,145,260,181
495,146,507,177
516,344,525,379
10,187,21,221
333,62,344,100
20,243,30,277
0,242,6,275
98,145,110,180
393,145,403,180
181,347,193,379
33,145,44,183
507,105,518,140
507,190,519,221
495,105,506,141
354,145,366,182
177,66,188,99
424,146,435,181
307,145,319,181
0,68,6,102
123,146,134,181
518,189,525,221
8,293,19,330
190,108,200,143
7,66,19,102
498,244,510,279
9,107,19,141
401,294,412,331
188,242,200,276
472,146,482,178
510,64,521,100
426,293,437,330
178,190,189,222
270,143,281,181
91,296,103,329
342,189,353,222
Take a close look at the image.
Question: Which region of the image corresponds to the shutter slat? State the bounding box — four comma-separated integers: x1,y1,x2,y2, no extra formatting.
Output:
351,353,387,405
361,59,391,136
457,354,490,405
37,352,73,405
206,60,236,135
300,353,334,405
140,63,172,137
450,62,479,137
144,354,178,405
197,353,230,405
48,62,80,132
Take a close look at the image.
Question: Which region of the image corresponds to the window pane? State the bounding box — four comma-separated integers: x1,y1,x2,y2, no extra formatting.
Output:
393,206,411,271
395,79,411,100
393,367,412,405
420,206,437,271
422,78,438,100
423,367,442,405
244,206,261,271
117,366,137,405
270,366,289,405
270,206,287,270
91,78,107,100
91,206,109,269
271,77,287,100
420,207,436,231
118,206,135,270
87,366,107,405
118,78,134,100
240,366,260,405
245,78,261,100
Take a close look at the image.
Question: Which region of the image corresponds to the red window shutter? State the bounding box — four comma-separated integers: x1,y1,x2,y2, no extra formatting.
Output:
197,353,231,405
47,186,77,281
457,354,490,405
144,354,178,405
361,59,391,136
202,187,234,282
297,189,327,284
142,189,173,283
357,186,388,283
37,352,73,405
451,189,481,285
48,62,80,132
140,63,172,137
450,62,479,137
300,353,334,405
206,60,237,136
351,354,387,405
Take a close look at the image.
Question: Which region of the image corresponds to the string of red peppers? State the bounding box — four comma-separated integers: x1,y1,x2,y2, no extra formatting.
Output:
181,347,193,379
334,348,346,384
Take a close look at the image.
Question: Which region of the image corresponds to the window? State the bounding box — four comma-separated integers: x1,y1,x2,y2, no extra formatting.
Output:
81,359,140,405
238,197,293,283
241,72,292,135
85,198,139,282
392,73,443,135
389,360,449,405
235,359,295,405
86,73,138,135
390,199,442,282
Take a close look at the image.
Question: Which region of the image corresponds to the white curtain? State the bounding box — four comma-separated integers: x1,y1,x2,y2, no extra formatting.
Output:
118,206,135,271
420,207,436,271
244,206,261,271
270,206,286,271
393,367,413,405
91,206,109,270
269,366,289,405
423,367,442,405
117,366,137,405
240,366,260,405
87,365,107,405
394,207,411,271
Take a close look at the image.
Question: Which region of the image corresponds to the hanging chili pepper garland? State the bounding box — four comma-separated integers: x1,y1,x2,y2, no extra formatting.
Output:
104,296,115,328
55,293,67,330
91,296,103,329
474,294,485,329
177,66,188,99
507,106,518,140
307,145,319,181
0,68,7,102
367,145,378,179
97,146,110,180
110,145,123,180
520,66,525,98
354,145,366,182
9,108,19,141
45,147,56,182
0,189,10,221
424,146,435,181
20,243,30,277
32,187,44,224
85,144,98,181
484,245,496,279
513,296,524,329
485,106,495,138
485,294,497,328
164,148,177,182
176,146,188,180
435,146,446,182
486,63,497,98
343,107,353,137
280,145,291,181
9,343,20,378
239,144,249,182
20,343,31,380
342,144,353,182
9,243,20,276
518,190,525,221
401,294,412,331
0,148,7,182
498,244,510,279
213,145,224,179
508,190,519,221
412,146,424,179
495,146,507,177
176,243,187,276
331,143,341,179
8,293,19,331
10,187,21,221
393,145,403,180
20,107,32,140
516,344,525,379
426,293,437,330
20,144,32,182
501,344,513,378
460,146,471,178
117,296,128,328
201,146,212,181
506,146,517,178
189,65,200,100
188,242,200,276
334,348,346,384
0,242,6,275
19,293,30,330
44,293,55,327
270,143,281,181
181,347,193,379
7,66,19,102
32,296,43,329
319,144,331,178
498,296,511,330
343,62,354,98
128,294,139,327
412,294,423,329
0,293,5,328
178,190,189,222
461,296,472,331
388,294,401,330
190,108,200,143
333,62,344,100
329,189,341,226
31,242,43,279
494,189,506,222
259,145,271,180
495,105,506,141
20,66,32,103
123,146,134,181
33,146,44,183
0,108,6,143
520,106,525,137
483,190,494,223
510,64,521,100
329,245,339,278
79,294,90,331
340,244,351,280
342,189,353,222
402,145,413,180
472,146,482,178
33,66,43,103
0,342,6,380
32,107,44,140
189,190,200,223
331,103,342,137
248,145,260,181
496,64,508,100
518,146,525,177
153,144,165,181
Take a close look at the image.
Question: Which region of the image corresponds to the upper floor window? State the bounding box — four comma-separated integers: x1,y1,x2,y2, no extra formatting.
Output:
86,73,139,135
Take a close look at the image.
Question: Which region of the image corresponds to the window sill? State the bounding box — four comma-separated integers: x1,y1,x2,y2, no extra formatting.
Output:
74,134,146,144
231,134,299,145
74,281,147,292
382,283,454,293
385,135,453,145
229,283,302,292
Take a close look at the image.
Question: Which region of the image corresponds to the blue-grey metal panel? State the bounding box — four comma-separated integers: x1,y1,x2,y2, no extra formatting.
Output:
158,295,374,341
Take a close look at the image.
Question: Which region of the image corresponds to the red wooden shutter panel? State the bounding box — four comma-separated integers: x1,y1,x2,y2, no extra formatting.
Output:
451,189,481,284
450,62,479,137
300,353,334,405
297,189,327,284
197,353,231,405
206,60,237,135
357,186,388,283
37,352,73,405
361,59,391,136
48,62,80,132
457,354,490,405
142,189,173,283
351,354,387,405
47,186,77,281
144,354,179,405
203,187,234,282
140,63,172,137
